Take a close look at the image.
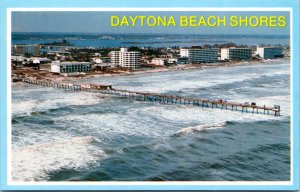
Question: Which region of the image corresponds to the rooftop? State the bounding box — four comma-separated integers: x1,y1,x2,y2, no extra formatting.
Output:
51,61,91,66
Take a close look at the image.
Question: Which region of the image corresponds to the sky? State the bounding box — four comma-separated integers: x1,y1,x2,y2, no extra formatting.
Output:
12,11,290,35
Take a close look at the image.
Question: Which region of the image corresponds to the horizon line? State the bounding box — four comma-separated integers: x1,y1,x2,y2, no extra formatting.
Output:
11,32,290,36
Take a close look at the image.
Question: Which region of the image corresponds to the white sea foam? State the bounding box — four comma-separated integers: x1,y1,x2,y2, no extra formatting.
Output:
176,122,227,135
112,65,290,93
52,97,288,142
12,136,105,182
12,126,77,147
142,104,284,124
53,112,170,138
255,95,291,116
12,91,103,116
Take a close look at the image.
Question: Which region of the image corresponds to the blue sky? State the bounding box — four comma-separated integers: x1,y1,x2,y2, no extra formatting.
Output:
12,11,290,35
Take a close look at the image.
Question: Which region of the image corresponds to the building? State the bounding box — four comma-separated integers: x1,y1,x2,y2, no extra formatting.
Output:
11,56,25,62
151,58,165,66
110,48,141,69
189,48,218,63
180,49,189,57
90,57,111,64
94,63,116,70
221,48,252,61
257,47,283,59
11,56,26,68
26,57,52,64
12,44,41,56
166,58,177,65
110,51,120,66
177,57,189,64
50,62,92,73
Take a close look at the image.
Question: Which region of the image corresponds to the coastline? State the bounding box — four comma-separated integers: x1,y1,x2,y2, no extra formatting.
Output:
64,58,287,81
12,58,288,83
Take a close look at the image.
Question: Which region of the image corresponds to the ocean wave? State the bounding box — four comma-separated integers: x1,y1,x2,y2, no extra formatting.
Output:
174,122,227,136
235,95,290,117
12,91,103,116
113,66,289,93
12,136,105,182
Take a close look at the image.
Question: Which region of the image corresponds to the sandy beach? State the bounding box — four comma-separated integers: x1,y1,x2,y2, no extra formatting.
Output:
12,59,285,83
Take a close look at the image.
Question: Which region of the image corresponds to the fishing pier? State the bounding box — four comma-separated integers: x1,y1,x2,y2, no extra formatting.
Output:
21,77,281,116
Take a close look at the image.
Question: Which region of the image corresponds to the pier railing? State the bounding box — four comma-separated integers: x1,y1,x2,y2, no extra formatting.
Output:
20,77,281,116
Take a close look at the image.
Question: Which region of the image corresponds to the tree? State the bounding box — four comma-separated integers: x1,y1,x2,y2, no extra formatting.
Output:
128,46,141,52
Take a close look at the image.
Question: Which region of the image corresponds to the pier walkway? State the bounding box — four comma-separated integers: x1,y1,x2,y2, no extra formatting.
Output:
20,77,281,116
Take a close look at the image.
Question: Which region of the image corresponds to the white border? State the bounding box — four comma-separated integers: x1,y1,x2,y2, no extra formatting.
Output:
7,7,294,187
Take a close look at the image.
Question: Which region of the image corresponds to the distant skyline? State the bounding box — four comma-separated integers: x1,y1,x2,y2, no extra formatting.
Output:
12,11,290,35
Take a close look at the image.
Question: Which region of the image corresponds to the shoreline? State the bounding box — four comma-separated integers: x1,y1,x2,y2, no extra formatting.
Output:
64,58,287,81
12,58,289,83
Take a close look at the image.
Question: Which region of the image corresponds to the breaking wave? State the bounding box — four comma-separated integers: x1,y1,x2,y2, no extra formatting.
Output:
12,136,105,182
12,90,104,116
175,122,227,136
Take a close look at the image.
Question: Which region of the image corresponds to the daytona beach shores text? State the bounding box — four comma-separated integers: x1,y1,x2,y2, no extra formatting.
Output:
111,15,287,27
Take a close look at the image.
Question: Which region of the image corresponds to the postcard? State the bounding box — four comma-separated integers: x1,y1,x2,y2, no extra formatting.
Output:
0,0,299,190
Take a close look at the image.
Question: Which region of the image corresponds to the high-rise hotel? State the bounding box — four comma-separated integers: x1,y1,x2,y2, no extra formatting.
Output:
110,48,141,69
257,47,283,59
180,47,218,63
220,48,252,61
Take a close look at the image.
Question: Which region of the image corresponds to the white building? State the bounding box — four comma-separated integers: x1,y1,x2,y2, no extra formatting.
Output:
51,61,92,73
180,49,189,57
167,58,177,65
151,58,165,66
110,51,120,66
91,57,103,64
26,57,52,64
11,56,25,62
257,47,283,59
110,48,141,69
221,48,252,61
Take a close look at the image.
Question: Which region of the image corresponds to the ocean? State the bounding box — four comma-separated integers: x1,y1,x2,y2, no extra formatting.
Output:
12,33,290,47
11,59,291,181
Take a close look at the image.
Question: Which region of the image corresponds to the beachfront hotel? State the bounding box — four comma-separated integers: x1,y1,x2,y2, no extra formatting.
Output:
180,47,218,63
256,47,284,59
188,48,218,63
12,44,41,56
220,48,252,61
50,61,92,73
110,48,141,69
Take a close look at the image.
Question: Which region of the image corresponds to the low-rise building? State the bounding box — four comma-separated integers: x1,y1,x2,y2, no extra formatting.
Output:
11,56,25,62
166,58,177,65
50,61,92,73
177,57,189,64
257,47,283,59
151,58,165,66
94,63,116,70
11,56,26,68
27,57,52,64
91,57,102,64
221,48,252,61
